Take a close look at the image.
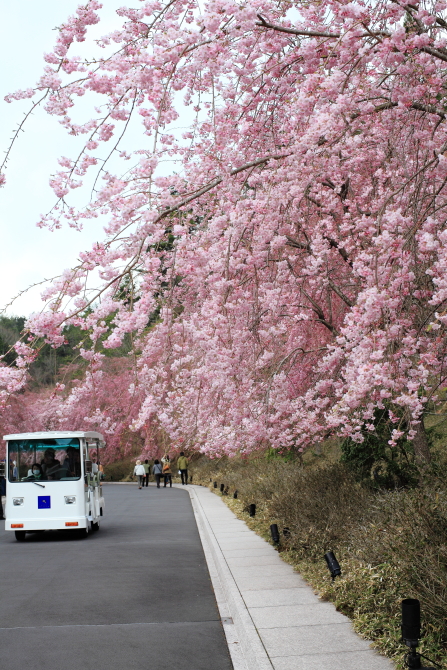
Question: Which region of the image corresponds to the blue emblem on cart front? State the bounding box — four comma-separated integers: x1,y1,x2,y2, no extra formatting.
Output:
38,496,51,509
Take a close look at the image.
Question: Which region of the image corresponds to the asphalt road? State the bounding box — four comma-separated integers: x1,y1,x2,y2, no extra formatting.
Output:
0,483,233,670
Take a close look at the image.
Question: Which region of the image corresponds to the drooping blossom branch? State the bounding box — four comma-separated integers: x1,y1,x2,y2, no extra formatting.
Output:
2,0,447,463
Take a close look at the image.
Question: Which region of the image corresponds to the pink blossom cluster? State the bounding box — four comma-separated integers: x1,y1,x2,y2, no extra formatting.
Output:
4,0,447,457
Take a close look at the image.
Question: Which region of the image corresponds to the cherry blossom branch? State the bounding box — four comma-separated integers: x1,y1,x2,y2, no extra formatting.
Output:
38,153,291,327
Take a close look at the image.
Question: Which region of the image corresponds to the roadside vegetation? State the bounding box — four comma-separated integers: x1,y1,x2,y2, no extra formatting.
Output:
103,457,137,482
191,437,447,668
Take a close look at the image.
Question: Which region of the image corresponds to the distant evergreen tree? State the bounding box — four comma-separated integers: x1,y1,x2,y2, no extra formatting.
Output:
0,316,26,365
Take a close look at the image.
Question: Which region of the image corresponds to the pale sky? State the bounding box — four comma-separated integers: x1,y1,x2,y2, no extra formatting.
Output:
0,0,135,318
0,3,300,319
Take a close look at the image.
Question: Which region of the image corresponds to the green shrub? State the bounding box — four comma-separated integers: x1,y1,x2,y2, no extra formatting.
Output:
104,457,136,481
340,408,418,488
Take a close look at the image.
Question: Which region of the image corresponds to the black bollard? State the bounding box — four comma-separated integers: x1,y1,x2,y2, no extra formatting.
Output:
401,599,436,669
233,490,238,499
402,599,421,647
190,475,193,483
249,503,256,517
270,524,280,544
324,551,341,580
213,481,217,488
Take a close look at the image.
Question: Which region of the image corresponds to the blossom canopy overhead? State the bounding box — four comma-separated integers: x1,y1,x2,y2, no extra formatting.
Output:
2,0,447,461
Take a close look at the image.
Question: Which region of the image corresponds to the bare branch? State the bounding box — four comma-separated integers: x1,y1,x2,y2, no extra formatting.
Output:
420,45,447,64
256,14,340,39
256,13,390,40
0,274,63,316
1,92,48,173
285,235,311,252
286,260,338,334
325,237,353,267
328,280,354,307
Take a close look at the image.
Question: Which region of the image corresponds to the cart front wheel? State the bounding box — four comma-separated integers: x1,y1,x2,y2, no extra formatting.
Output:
15,531,26,541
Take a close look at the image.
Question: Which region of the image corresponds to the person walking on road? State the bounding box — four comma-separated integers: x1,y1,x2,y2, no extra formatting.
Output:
91,457,99,475
161,454,172,488
133,460,145,489
143,459,150,487
177,452,189,485
153,459,163,488
0,470,6,520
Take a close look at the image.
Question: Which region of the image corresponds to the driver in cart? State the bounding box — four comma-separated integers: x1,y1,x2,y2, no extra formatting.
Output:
41,448,62,480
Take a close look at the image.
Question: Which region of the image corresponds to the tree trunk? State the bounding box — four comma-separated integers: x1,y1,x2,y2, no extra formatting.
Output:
412,420,431,465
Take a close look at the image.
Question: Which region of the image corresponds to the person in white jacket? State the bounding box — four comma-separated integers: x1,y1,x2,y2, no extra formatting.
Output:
133,460,145,489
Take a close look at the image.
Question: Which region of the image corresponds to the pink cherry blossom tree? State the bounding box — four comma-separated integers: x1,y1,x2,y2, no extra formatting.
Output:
3,0,447,462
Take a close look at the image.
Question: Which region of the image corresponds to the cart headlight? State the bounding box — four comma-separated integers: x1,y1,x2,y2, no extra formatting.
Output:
64,496,76,505
13,497,24,506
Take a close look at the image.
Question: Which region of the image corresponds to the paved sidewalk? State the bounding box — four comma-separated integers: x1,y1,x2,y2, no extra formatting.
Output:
186,484,395,670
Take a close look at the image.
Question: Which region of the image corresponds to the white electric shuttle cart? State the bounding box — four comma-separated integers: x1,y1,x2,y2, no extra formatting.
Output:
3,431,105,541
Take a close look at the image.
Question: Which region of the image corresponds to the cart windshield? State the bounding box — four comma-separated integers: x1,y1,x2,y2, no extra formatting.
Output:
8,438,81,482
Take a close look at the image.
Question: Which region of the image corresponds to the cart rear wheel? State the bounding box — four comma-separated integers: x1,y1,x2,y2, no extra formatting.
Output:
92,521,99,531
15,531,26,541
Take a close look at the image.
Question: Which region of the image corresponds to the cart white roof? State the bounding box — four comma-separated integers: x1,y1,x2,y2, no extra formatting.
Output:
3,431,104,441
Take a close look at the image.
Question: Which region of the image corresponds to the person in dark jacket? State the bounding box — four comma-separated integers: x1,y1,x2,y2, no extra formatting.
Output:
152,460,162,488
177,452,189,485
143,459,150,487
0,468,6,520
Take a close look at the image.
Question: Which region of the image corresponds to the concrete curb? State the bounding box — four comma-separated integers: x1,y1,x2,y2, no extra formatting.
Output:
187,485,274,670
